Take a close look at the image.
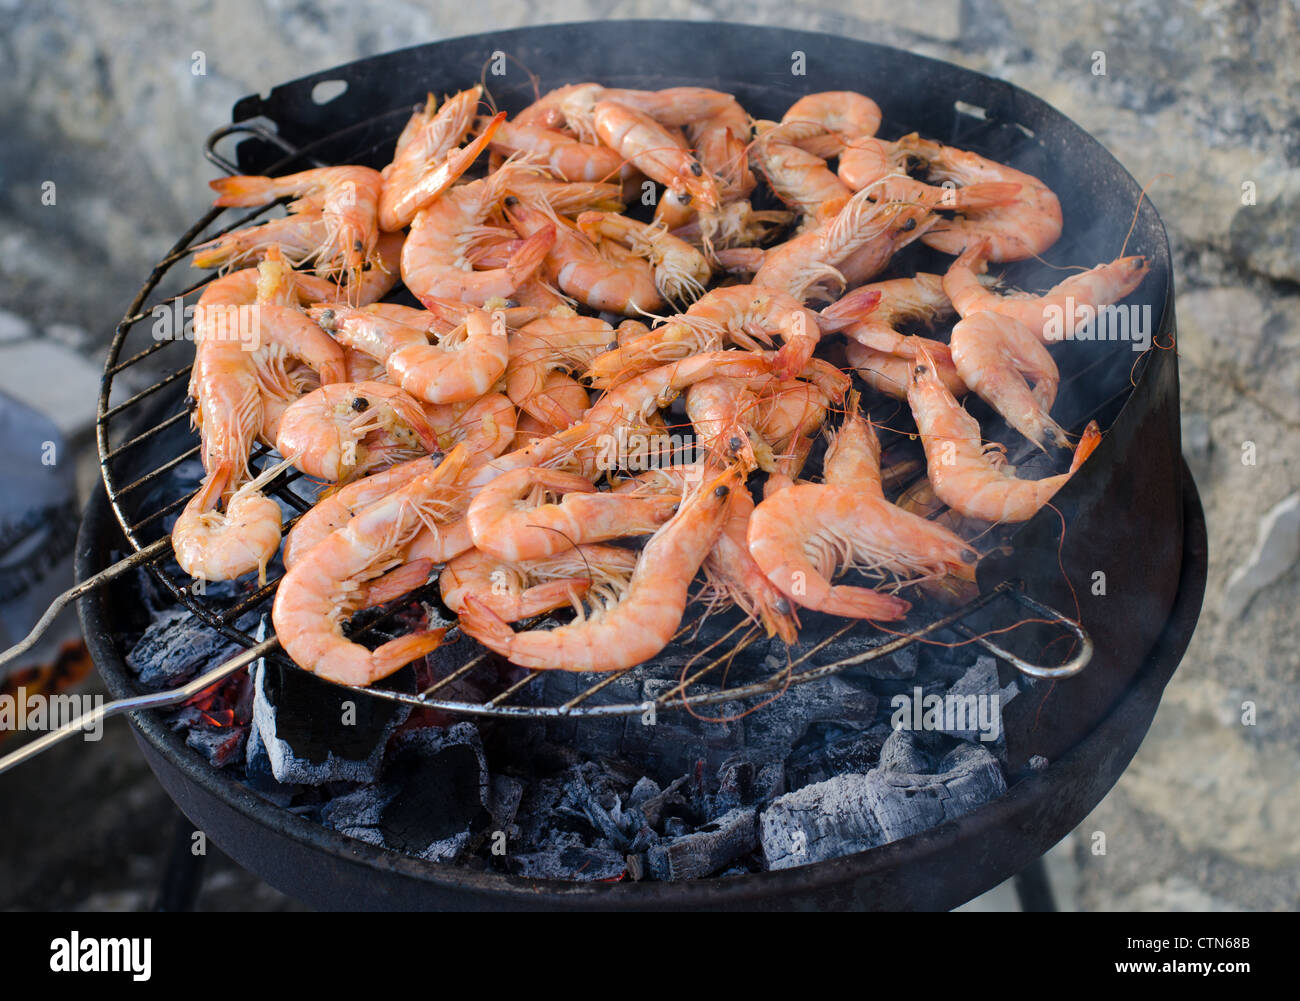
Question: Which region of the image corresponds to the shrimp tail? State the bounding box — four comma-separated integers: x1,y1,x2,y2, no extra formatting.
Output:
358,558,434,607
209,175,280,207
1070,420,1102,472
458,594,517,653
817,288,881,333
367,628,449,680
952,181,1021,210
506,223,557,285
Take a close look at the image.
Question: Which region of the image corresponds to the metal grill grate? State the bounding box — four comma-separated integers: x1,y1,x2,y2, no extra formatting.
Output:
83,107,1097,723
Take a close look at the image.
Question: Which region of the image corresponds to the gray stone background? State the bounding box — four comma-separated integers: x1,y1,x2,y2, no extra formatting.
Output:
1,0,1296,910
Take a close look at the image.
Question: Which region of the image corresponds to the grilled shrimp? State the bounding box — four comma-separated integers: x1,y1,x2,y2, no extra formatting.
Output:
503,197,661,315
752,185,937,302
458,465,744,672
271,446,472,686
587,286,825,384
593,100,722,218
887,135,1063,260
949,311,1069,450
615,465,799,643
172,458,289,587
501,173,624,214
686,373,828,478
401,162,556,307
466,467,680,562
208,166,384,279
845,339,966,400
275,380,440,482
282,454,455,570
187,249,345,509
505,312,611,427
837,136,1022,212
652,94,757,236
576,211,711,304
423,392,517,458
379,92,498,231
908,347,1100,522
747,399,977,619
823,275,968,400
769,90,882,157
943,239,1150,342
557,85,739,143
192,212,332,271
315,304,510,405
485,117,625,182
752,138,852,231
440,545,638,621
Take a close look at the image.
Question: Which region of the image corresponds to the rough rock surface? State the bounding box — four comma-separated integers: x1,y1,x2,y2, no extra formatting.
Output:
1,0,1295,910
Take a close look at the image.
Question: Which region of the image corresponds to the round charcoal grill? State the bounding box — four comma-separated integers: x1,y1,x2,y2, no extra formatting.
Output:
4,22,1203,909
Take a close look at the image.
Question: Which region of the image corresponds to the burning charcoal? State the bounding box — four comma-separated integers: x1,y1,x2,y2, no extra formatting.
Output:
626,825,658,853
627,776,661,808
713,758,755,813
636,775,689,828
508,846,627,881
620,679,746,774
931,655,1012,746
250,658,409,785
752,762,785,805
242,716,299,806
760,773,884,870
864,731,1007,844
741,675,877,759
541,669,641,753
784,722,892,791
489,773,525,831
184,722,247,768
646,807,757,881
321,722,491,863
126,609,245,688
840,637,921,681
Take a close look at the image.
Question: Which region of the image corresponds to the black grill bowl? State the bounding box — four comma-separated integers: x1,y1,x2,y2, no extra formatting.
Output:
76,21,1203,909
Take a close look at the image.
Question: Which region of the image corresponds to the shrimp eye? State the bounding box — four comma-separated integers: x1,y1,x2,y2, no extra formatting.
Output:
184,395,198,411
772,595,791,615
915,364,928,376
728,436,743,452
679,192,693,206
351,397,369,412
962,549,978,563
319,308,335,326
901,217,917,231
713,484,729,497
606,341,619,351
690,161,703,177
502,299,520,308
354,238,364,252
504,195,519,206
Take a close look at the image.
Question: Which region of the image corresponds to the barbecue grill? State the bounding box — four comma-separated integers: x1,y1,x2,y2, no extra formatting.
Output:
0,21,1203,909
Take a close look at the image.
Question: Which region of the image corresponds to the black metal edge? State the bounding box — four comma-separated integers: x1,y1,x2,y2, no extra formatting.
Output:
75,469,1206,910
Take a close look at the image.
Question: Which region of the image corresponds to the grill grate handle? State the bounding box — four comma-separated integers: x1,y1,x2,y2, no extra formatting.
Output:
0,637,276,776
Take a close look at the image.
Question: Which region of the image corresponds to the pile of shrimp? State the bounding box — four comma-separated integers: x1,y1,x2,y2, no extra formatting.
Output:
174,81,1150,686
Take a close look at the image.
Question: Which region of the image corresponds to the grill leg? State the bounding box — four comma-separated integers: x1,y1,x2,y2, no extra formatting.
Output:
1012,856,1057,912
153,810,205,912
